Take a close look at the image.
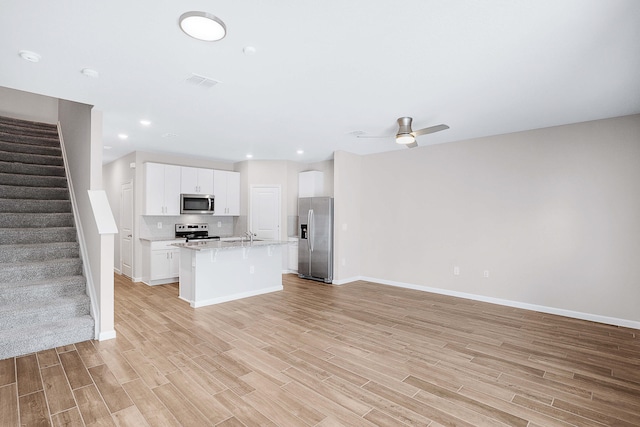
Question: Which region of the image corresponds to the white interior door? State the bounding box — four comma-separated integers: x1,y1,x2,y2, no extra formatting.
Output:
121,181,133,278
250,186,281,241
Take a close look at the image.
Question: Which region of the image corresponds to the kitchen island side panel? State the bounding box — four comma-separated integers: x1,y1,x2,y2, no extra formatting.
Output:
179,245,283,308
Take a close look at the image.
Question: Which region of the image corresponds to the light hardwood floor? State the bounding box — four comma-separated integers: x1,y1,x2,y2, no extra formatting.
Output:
1,273,639,426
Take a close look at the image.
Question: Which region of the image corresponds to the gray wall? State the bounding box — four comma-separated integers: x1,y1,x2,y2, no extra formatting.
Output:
333,114,640,326
0,86,58,123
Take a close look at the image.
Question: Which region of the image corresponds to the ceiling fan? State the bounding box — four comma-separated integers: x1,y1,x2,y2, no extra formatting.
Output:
358,117,449,148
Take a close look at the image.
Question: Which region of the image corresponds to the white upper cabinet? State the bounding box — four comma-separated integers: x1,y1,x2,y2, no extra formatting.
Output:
213,170,240,216
144,163,181,215
299,170,324,197
180,167,214,195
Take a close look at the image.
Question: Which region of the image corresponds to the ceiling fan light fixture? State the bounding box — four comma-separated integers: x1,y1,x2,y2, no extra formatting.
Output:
396,134,415,145
179,11,226,41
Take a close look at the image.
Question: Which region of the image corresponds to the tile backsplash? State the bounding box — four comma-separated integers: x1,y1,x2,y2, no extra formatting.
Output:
139,215,236,239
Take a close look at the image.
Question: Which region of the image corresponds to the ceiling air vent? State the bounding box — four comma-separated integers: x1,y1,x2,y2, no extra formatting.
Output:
185,73,220,88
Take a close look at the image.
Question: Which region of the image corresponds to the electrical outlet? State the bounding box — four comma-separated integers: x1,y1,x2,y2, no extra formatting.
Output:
453,266,460,276
250,265,255,274
483,270,489,278
217,221,222,228
157,222,162,229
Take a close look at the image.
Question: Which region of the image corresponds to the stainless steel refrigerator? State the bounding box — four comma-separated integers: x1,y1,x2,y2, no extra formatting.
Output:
298,197,333,283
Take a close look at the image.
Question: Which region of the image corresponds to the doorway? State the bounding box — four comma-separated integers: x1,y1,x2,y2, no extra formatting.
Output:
249,186,281,240
120,181,133,278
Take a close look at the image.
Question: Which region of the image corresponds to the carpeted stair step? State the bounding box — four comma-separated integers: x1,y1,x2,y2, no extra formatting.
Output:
0,184,69,200
0,315,94,360
0,275,86,304
0,115,95,360
0,199,71,213
0,149,64,167
0,140,62,157
0,242,79,263
0,295,90,331
0,131,61,147
0,212,74,228
0,115,57,129
0,258,82,283
0,172,67,188
0,118,59,137
0,160,65,177
0,227,77,245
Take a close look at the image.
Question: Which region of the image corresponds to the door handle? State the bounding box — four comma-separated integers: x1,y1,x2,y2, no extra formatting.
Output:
309,209,316,252
306,209,312,251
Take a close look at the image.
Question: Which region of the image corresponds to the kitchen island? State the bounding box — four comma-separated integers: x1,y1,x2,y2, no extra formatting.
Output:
172,239,289,308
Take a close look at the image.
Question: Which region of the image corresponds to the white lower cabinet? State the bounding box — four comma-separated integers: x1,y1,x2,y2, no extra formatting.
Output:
141,240,181,285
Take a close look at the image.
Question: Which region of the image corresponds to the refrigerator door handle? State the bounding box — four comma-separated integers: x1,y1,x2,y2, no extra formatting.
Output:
309,209,314,252
307,209,312,252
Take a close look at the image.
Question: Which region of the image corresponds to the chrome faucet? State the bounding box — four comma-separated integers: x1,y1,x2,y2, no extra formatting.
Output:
244,231,256,244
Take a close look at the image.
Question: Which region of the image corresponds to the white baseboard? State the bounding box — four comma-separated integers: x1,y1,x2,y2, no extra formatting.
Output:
98,330,117,341
190,285,283,308
360,276,640,330
113,268,122,275
332,276,363,285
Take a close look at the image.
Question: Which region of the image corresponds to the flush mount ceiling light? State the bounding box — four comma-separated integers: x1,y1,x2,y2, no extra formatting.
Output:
395,133,416,145
179,11,226,41
139,119,151,126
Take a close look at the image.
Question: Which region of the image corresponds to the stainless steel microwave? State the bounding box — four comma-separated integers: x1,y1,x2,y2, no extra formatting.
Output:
180,194,215,214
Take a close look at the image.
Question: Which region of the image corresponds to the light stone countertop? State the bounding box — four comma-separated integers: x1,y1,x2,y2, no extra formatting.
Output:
139,237,185,242
171,239,291,251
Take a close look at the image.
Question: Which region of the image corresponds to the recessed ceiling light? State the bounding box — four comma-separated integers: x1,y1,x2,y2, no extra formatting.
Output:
19,50,41,62
179,11,226,41
140,120,151,126
243,46,256,55
81,68,99,78
246,154,253,158
118,134,128,140
296,150,304,155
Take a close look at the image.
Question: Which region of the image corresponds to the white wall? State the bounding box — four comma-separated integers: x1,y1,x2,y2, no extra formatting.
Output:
333,151,362,284
0,86,58,123
58,99,115,338
340,114,640,327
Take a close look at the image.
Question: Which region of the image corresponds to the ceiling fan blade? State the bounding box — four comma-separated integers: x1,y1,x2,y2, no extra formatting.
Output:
413,124,449,137
356,134,394,139
406,141,418,149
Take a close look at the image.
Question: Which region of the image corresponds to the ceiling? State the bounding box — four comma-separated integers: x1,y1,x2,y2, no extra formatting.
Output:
1,1,639,164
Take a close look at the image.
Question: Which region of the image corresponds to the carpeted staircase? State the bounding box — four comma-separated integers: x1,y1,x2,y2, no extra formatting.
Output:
0,115,94,360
